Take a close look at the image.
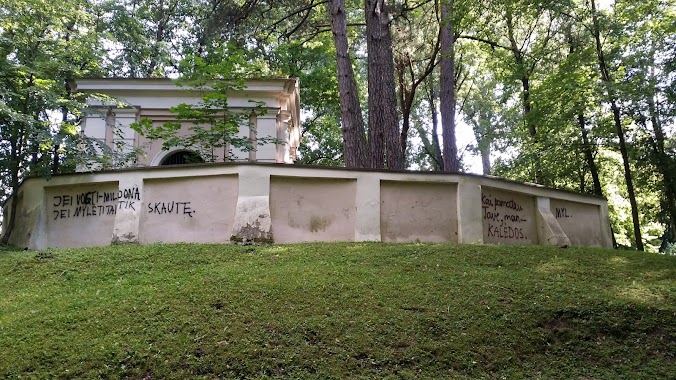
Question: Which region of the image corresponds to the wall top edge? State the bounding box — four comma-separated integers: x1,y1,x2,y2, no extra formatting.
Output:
7,162,607,207
74,78,299,94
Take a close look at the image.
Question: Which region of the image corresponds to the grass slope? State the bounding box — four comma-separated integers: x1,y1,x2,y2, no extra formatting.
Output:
0,243,674,379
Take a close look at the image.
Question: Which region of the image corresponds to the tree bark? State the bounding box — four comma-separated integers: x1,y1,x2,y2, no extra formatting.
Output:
396,34,439,162
590,0,643,250
1,122,21,246
565,27,602,196
365,0,403,169
439,0,458,172
395,57,412,161
328,0,368,168
577,112,603,196
505,6,535,138
648,96,676,242
426,78,443,170
480,143,491,176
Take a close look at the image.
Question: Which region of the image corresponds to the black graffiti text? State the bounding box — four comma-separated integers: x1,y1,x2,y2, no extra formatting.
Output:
53,186,139,206
51,186,140,220
483,193,529,240
493,198,523,212
487,224,526,240
53,204,117,220
147,201,195,217
555,207,572,218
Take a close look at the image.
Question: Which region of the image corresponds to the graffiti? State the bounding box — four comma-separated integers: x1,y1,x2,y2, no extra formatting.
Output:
147,201,195,217
52,186,195,220
555,207,572,218
486,224,526,239
50,186,200,221
482,193,528,240
51,186,140,220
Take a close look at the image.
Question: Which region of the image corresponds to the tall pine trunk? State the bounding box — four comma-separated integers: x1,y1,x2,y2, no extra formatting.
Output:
1,124,21,246
648,96,676,243
365,0,402,170
577,112,603,196
439,0,458,172
425,78,443,170
566,28,603,196
505,5,542,183
590,0,643,250
328,0,368,168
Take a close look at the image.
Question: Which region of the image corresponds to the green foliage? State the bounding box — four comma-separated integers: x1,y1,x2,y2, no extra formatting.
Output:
267,39,345,166
0,242,674,378
1,0,674,249
0,0,113,238
131,45,273,162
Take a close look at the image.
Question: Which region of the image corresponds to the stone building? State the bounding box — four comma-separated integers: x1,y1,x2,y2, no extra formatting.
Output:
75,78,301,168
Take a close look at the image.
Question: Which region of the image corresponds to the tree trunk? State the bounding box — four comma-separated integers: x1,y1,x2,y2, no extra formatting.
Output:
577,112,603,196
648,96,676,242
365,0,402,170
505,7,535,138
566,28,602,196
480,143,491,175
439,0,458,172
425,78,443,170
590,0,643,250
1,126,20,246
328,0,368,168
505,5,543,183
612,101,643,250
395,57,412,161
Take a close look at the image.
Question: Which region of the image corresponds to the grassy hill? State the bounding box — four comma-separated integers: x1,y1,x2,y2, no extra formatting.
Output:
0,242,674,379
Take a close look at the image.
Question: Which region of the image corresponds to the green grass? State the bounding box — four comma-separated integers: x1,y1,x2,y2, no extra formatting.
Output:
1,243,674,379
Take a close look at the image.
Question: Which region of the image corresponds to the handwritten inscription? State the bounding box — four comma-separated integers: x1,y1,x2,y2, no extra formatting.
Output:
482,193,529,240
555,207,572,218
52,187,140,220
51,186,199,221
147,201,195,217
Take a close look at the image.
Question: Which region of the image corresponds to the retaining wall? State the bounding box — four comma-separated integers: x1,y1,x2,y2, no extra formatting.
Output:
1,163,613,249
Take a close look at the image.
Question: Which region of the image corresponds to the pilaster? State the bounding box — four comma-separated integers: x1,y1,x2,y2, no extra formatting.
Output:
456,179,484,244
112,107,139,155
536,196,571,247
111,174,144,244
355,175,381,241
599,203,614,248
254,114,278,162
231,167,273,242
276,111,292,163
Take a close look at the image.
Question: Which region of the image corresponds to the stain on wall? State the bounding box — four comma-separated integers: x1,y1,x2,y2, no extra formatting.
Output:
270,177,356,243
140,175,238,244
380,181,458,243
550,199,602,246
482,187,536,244
46,182,120,247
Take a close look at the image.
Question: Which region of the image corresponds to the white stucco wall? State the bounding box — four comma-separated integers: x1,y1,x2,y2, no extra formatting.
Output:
1,163,614,250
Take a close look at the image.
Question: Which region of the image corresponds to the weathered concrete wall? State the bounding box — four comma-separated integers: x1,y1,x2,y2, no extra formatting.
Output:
481,187,536,244
140,175,238,244
381,181,458,243
550,199,603,247
270,177,356,243
1,163,614,249
46,183,120,248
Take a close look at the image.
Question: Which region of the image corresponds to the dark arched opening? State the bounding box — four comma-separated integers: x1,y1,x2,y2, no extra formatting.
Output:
159,150,204,166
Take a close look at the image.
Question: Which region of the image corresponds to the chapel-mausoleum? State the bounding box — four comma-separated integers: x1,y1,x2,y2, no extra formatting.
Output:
1,79,614,250
76,78,301,167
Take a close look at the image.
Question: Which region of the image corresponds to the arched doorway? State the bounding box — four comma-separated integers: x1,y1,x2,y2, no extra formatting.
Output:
159,150,204,166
